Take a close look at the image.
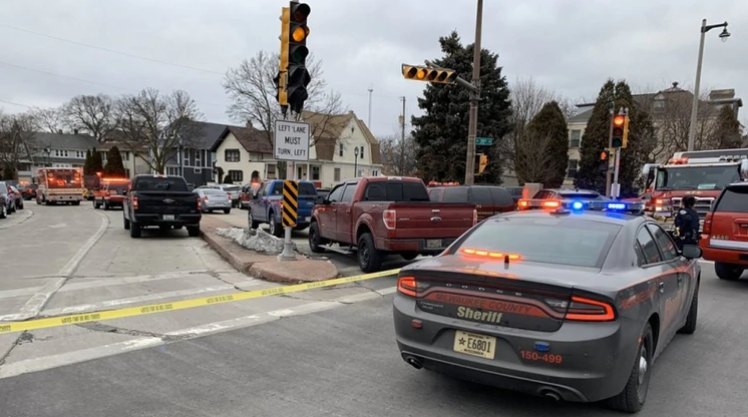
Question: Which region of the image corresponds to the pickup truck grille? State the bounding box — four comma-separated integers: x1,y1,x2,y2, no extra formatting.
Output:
670,197,714,221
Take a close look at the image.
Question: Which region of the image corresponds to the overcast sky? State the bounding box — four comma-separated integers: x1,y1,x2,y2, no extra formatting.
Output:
0,0,745,138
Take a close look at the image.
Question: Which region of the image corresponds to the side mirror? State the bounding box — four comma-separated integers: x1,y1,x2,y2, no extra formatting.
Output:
681,244,702,260
315,195,326,205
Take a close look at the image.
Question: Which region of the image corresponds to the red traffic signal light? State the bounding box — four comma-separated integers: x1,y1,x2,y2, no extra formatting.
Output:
613,115,625,127
600,151,609,161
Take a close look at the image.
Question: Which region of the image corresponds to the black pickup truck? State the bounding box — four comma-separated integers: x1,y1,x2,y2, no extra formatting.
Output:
122,175,202,238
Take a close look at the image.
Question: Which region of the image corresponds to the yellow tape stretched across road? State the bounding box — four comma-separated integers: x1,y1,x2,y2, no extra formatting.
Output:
0,268,401,335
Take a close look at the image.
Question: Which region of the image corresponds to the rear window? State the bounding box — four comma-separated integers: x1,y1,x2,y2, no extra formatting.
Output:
203,189,226,195
505,187,523,197
222,186,241,192
469,187,493,205
108,183,130,193
364,181,429,202
488,187,514,207
299,182,317,196
559,192,603,200
715,187,748,213
133,177,189,192
456,217,621,268
443,187,469,202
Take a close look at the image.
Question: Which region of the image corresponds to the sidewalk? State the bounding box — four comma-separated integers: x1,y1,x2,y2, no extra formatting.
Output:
200,216,339,284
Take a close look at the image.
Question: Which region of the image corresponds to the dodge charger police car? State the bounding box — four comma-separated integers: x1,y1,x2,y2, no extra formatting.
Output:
392,201,701,413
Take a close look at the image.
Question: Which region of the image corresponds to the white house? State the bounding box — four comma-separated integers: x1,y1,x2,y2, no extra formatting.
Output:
210,123,276,184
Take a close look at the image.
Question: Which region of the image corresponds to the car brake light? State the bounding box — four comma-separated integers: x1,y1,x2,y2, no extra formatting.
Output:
460,247,521,260
518,199,529,209
227,194,231,201
204,196,209,201
703,211,713,234
132,196,139,210
397,276,417,297
197,196,202,211
472,209,478,225
542,200,560,209
383,209,396,230
564,296,615,322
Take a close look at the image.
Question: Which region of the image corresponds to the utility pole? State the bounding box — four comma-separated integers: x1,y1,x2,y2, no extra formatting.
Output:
464,0,484,186
367,85,374,128
604,102,614,197
400,96,406,175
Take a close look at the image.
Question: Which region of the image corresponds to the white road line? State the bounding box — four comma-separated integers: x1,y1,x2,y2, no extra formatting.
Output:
39,281,262,317
58,211,109,277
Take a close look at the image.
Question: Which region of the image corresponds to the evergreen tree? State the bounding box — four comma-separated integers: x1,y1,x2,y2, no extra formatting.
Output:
83,149,94,175
712,105,743,149
222,174,233,184
104,146,127,177
412,31,513,184
575,79,655,196
515,101,568,187
91,148,104,173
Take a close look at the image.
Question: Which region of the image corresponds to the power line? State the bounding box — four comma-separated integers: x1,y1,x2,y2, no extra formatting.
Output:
0,98,31,108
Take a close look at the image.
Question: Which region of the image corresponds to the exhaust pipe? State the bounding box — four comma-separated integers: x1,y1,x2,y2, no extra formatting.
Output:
539,389,561,401
404,355,423,370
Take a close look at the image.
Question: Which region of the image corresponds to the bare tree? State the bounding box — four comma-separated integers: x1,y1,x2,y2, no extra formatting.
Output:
223,50,347,148
504,77,572,172
63,94,119,142
379,131,418,176
114,88,203,174
514,131,557,185
29,106,67,133
0,111,37,180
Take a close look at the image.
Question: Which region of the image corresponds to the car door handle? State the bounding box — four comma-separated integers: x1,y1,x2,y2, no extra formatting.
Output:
659,282,665,293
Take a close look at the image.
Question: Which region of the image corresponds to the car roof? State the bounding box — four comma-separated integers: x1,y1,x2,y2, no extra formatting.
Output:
545,188,600,195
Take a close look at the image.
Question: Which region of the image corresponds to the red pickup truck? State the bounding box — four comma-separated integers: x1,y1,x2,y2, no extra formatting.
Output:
308,176,477,272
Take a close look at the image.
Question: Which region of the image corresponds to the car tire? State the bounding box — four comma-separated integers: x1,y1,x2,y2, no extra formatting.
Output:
247,210,259,229
123,215,130,230
0,204,6,219
401,252,418,261
715,262,743,280
130,221,141,238
104,201,110,210
187,224,200,237
268,214,283,237
678,279,699,335
308,222,326,253
607,322,654,413
94,200,100,209
223,209,231,214
357,232,383,273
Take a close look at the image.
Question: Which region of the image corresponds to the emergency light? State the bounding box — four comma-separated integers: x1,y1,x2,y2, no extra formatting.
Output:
588,200,645,214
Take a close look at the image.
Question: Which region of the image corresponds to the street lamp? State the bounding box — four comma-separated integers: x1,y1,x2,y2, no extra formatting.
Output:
687,19,730,152
354,146,359,178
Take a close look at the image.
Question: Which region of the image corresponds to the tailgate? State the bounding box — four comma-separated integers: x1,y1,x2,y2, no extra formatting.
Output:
135,192,198,214
388,202,475,239
297,194,316,216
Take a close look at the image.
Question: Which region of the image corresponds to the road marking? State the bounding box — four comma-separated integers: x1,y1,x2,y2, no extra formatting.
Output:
0,268,401,334
48,223,67,228
2,211,110,322
0,209,34,230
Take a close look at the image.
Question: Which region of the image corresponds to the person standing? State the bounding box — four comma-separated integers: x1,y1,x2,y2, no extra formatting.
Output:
674,196,700,250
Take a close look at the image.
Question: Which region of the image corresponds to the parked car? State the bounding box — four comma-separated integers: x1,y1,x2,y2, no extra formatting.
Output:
700,182,748,280
122,175,202,238
198,184,242,208
247,179,318,236
195,188,232,214
7,185,22,210
0,181,11,218
428,184,515,222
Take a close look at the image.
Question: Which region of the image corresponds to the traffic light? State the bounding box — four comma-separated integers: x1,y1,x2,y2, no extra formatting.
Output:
275,7,291,107
401,64,458,84
622,115,630,148
476,153,488,174
612,114,625,148
599,150,609,172
286,1,311,114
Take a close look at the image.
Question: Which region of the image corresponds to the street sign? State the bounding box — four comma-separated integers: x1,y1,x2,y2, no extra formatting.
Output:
476,137,493,146
274,119,310,161
281,180,298,228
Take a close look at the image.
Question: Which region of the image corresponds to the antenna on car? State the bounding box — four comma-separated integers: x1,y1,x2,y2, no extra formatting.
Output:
504,255,510,268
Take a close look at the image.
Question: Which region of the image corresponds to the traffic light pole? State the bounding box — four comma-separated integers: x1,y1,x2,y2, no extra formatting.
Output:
604,106,614,198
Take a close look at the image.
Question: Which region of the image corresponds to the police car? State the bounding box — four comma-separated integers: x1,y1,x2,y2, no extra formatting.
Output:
517,188,607,211
393,200,701,413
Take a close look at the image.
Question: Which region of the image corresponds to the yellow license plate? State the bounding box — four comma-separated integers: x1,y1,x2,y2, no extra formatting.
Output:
453,330,497,360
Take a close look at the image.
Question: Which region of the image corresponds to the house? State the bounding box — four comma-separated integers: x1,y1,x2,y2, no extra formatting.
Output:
210,111,383,189
164,121,241,186
95,141,151,178
563,82,743,186
17,132,99,182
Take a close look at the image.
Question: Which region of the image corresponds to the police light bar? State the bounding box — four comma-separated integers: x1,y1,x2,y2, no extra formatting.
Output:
588,200,645,213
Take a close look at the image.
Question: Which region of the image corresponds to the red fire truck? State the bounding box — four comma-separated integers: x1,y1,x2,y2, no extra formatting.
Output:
35,167,85,205
641,148,748,232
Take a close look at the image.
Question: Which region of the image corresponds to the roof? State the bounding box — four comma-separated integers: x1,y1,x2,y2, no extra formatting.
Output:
29,132,99,150
183,121,240,150
301,110,382,164
567,107,594,124
210,125,274,154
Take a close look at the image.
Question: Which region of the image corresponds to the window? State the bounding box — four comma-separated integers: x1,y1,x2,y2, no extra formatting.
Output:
372,169,379,176
195,150,202,167
360,146,365,159
54,150,69,158
74,151,85,159
194,168,202,174
646,224,678,261
429,188,441,201
636,228,662,265
122,152,130,161
339,143,344,157
327,185,345,202
365,181,430,202
569,130,581,148
266,164,276,179
488,187,514,207
166,167,180,176
567,160,578,178
334,168,341,182
53,163,72,168
299,182,317,196
443,187,469,202
469,187,493,205
458,217,621,268
125,168,131,178
714,186,748,213
225,149,240,162
654,100,665,111
341,184,356,202
312,166,320,180
228,170,243,182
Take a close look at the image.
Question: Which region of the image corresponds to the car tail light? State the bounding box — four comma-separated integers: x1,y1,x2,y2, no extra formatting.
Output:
460,247,521,260
518,199,529,210
472,209,478,225
197,196,202,211
564,296,616,322
383,209,396,230
703,211,713,235
397,276,417,297
204,195,209,201
542,200,561,209
227,194,231,201
132,196,139,210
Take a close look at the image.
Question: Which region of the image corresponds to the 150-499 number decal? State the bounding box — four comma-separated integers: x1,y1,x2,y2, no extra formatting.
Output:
520,351,563,364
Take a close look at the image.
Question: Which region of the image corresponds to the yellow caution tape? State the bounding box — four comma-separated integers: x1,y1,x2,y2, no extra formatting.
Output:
0,268,401,335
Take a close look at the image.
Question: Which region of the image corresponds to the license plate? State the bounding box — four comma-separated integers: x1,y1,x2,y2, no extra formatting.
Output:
426,239,442,249
110,191,117,195
453,330,496,360
304,216,310,222
162,214,175,221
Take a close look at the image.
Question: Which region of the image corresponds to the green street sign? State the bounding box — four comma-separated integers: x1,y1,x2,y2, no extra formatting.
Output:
476,137,493,146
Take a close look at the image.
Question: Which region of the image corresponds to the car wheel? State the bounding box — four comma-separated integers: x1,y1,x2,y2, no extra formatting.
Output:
129,221,141,238
401,252,418,261
607,322,654,413
0,204,6,219
223,209,231,214
308,222,326,253
187,224,200,237
357,232,383,273
104,201,110,210
678,279,699,335
715,262,743,280
248,210,259,229
123,215,130,230
269,215,283,237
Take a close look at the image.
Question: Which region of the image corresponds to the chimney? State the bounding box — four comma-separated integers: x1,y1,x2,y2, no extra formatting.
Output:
73,129,78,134
672,81,679,89
245,120,252,129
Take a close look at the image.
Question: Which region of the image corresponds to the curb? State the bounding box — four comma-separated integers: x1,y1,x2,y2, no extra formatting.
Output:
0,208,34,230
200,230,253,273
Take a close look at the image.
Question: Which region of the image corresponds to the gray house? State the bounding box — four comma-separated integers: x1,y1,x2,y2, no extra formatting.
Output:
18,132,99,181
165,121,242,186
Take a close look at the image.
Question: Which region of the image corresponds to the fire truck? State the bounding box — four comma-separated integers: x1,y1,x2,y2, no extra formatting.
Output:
35,168,85,205
641,148,748,232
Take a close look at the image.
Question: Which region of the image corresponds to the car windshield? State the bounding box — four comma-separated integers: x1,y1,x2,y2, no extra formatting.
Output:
656,165,740,190
299,182,317,196
456,216,622,268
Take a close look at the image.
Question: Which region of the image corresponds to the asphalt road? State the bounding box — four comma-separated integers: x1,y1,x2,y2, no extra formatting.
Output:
0,202,398,380
1,268,747,417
